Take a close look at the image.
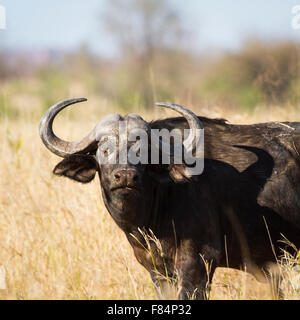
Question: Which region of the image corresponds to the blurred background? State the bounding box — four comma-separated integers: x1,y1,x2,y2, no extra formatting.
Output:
0,1,300,300
1,0,300,121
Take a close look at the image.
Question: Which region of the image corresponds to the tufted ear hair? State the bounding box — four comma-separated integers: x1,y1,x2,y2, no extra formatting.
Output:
147,163,192,184
53,154,98,183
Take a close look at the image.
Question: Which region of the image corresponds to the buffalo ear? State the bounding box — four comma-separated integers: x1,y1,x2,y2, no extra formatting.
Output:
53,155,98,183
148,164,190,184
168,164,191,183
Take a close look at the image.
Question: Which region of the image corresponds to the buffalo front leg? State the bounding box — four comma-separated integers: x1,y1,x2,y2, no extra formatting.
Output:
175,246,219,300
151,260,216,300
177,262,216,300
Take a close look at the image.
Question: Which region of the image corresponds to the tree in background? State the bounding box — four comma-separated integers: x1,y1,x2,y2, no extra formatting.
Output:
102,0,187,108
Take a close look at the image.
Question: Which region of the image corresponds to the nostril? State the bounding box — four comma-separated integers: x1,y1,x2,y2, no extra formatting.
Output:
113,170,140,186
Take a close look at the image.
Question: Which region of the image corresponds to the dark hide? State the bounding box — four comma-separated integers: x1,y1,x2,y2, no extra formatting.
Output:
54,116,300,299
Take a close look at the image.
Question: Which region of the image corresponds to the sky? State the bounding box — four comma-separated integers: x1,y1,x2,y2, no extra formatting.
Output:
0,0,300,57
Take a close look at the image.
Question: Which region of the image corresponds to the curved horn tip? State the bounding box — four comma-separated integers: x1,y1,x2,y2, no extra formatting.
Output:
155,102,173,107
155,102,188,109
68,97,88,103
59,97,88,105
39,97,93,157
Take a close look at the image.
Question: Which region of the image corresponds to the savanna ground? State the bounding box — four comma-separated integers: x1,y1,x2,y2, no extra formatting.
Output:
1,16,300,298
0,86,299,300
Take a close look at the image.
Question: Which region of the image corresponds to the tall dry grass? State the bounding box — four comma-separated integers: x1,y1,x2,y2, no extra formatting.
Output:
0,114,156,300
0,100,299,300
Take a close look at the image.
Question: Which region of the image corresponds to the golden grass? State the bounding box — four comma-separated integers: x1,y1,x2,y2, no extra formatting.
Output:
0,102,299,300
0,119,156,299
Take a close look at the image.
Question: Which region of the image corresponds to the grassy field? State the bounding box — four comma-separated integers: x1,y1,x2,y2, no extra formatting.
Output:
0,93,299,300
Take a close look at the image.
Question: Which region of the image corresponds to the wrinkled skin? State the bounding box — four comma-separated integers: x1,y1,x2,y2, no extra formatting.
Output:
42,102,300,299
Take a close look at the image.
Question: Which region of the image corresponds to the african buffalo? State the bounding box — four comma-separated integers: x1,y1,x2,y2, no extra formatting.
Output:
39,98,300,299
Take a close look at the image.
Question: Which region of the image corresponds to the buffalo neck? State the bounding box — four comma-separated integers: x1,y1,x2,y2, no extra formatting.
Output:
99,176,170,233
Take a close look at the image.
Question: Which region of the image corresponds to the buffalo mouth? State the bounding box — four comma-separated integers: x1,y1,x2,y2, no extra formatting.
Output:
110,185,140,193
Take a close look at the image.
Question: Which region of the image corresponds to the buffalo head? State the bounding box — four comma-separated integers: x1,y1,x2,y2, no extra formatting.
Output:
39,98,203,221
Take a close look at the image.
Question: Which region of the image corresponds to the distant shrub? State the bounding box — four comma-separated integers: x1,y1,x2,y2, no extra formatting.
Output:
200,40,300,109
